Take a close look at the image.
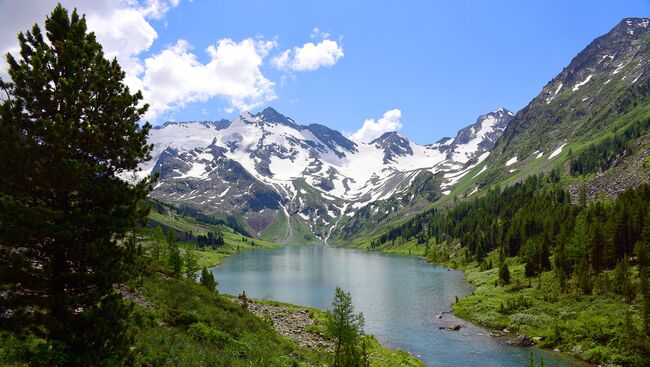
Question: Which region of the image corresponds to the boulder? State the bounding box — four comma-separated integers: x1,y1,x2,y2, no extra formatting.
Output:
439,324,463,331
507,333,533,347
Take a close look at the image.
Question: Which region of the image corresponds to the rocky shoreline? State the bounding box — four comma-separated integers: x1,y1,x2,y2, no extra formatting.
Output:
233,296,334,351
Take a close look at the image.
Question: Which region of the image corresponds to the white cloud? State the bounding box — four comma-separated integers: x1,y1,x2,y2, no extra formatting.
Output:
0,0,175,89
270,49,290,69
134,0,180,19
348,109,403,143
140,38,277,119
0,4,344,120
272,38,344,72
293,39,343,71
310,27,329,39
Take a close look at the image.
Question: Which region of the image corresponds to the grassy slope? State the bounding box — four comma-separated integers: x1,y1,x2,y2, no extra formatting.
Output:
146,209,278,267
244,298,424,367
259,207,321,245
449,250,647,367
141,210,424,366
131,274,423,367
132,274,330,367
0,210,424,367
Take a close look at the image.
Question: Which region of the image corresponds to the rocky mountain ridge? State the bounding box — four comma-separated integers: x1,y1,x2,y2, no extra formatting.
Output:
139,107,513,242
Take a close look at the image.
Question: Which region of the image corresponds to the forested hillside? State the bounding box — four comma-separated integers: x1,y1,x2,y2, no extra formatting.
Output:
367,172,650,365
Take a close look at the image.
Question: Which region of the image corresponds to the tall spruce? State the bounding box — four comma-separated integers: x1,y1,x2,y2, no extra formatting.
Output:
498,261,510,285
184,246,199,280
326,287,367,367
151,225,165,261
167,232,182,278
199,267,218,293
0,5,153,366
637,211,650,337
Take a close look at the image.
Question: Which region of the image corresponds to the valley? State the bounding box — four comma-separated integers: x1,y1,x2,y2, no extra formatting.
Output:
134,16,650,367
2,2,650,366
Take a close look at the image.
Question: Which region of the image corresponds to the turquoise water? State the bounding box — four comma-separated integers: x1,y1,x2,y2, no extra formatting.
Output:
211,245,584,367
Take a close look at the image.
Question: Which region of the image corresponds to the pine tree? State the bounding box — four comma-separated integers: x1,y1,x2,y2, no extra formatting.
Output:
166,228,182,277
326,287,366,367
554,233,570,291
168,245,182,278
184,246,199,280
151,225,165,261
199,267,218,293
166,227,176,246
636,214,650,337
499,261,510,285
239,290,249,309
0,5,153,365
576,257,592,295
613,259,634,301
579,184,587,207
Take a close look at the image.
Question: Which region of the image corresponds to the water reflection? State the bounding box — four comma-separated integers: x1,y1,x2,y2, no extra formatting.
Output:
212,245,584,367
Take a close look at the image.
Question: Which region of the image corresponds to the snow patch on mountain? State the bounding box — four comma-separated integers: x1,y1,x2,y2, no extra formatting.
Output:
143,107,514,240
572,74,593,91
548,143,568,159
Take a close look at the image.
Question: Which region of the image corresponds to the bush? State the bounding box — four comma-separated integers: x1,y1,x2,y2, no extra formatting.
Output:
187,322,231,346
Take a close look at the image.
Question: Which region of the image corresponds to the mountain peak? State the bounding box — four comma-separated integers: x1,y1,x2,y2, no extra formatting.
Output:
371,131,413,163
155,119,230,130
493,107,514,116
254,107,298,127
370,131,403,144
616,17,650,33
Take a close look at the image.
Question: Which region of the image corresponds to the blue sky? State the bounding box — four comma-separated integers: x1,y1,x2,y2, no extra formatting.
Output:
1,0,649,144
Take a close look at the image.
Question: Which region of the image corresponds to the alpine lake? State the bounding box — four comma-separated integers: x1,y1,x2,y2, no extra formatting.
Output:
211,244,586,367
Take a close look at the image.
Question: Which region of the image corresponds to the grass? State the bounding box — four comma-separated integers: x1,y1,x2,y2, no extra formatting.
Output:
335,232,650,366
248,298,425,367
260,207,288,243
138,210,426,366
132,274,331,367
144,209,279,268
446,250,648,367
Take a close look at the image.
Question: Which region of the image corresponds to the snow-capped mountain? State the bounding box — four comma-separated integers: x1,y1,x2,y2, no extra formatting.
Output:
142,107,513,242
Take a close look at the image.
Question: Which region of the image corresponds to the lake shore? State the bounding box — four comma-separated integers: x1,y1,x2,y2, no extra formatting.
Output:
340,240,638,366
199,245,426,367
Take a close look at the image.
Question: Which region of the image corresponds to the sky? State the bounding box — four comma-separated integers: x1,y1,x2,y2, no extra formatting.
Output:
0,0,649,144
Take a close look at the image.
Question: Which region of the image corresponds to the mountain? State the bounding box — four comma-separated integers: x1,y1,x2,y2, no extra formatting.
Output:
335,17,650,245
332,108,514,242
461,17,650,195
338,19,650,366
139,107,513,243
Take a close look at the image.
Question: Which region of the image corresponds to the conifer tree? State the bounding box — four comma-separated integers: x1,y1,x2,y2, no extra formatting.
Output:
184,246,199,280
637,214,650,337
554,239,569,292
151,225,165,261
613,259,634,301
168,243,182,278
0,5,153,365
326,287,366,367
499,261,510,285
576,257,592,295
199,267,218,293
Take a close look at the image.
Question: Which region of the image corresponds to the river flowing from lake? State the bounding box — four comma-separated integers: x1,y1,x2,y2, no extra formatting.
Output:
211,245,584,367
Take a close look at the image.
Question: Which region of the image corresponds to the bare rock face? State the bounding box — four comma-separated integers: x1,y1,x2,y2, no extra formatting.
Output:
142,106,513,242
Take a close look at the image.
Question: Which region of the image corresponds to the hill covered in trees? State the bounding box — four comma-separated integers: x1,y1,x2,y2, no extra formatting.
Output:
364,172,650,365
